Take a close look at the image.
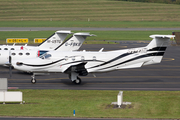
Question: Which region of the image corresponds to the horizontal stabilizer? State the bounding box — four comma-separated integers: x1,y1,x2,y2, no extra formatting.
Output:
150,35,175,39
74,32,96,36
55,30,73,34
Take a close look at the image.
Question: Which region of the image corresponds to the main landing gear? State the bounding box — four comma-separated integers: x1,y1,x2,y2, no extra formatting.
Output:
69,72,82,85
72,76,81,84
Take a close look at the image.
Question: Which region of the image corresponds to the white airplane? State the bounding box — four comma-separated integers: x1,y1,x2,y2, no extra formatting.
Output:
12,34,175,84
0,30,73,51
0,32,94,67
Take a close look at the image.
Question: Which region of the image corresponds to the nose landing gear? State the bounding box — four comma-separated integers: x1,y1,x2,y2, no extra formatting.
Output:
31,74,36,84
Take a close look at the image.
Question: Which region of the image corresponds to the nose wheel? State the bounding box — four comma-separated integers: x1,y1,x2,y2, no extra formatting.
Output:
31,75,36,84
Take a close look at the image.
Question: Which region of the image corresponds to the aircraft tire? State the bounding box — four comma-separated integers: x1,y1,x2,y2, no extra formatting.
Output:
73,77,81,85
31,78,36,84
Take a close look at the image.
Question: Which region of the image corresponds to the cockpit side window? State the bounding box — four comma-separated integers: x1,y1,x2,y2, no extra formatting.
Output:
39,53,51,59
44,54,51,59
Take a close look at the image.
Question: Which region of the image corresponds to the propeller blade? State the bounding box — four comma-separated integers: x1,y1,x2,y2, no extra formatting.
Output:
9,50,12,78
9,55,12,77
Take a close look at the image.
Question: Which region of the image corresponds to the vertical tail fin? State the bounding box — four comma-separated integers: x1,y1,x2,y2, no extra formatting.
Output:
38,30,73,50
55,32,96,51
146,35,175,49
144,34,175,65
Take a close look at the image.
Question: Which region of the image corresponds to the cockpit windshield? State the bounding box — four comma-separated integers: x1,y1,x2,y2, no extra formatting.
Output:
39,53,52,59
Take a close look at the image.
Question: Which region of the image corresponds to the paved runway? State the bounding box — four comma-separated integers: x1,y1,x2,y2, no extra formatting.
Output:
0,41,180,90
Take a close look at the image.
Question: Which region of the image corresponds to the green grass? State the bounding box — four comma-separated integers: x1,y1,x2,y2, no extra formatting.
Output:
118,0,180,5
0,30,174,44
1,21,180,28
1,0,180,28
1,0,180,22
0,90,180,118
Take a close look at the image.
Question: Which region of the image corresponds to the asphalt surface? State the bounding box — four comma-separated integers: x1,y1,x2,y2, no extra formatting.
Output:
0,41,179,91
1,27,180,31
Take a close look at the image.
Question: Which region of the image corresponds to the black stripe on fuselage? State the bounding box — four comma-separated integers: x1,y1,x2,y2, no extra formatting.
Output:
61,60,105,66
148,47,166,51
23,59,64,67
88,53,132,69
94,52,165,71
22,59,104,67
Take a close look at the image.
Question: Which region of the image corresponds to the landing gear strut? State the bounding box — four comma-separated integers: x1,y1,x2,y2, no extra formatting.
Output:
31,74,36,84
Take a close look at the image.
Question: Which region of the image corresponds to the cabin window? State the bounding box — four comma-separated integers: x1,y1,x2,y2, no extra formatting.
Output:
0,48,1,50
65,56,68,61
81,56,84,61
19,53,23,55
11,48,15,50
4,48,8,50
93,56,96,60
12,53,15,55
72,56,75,61
26,53,30,55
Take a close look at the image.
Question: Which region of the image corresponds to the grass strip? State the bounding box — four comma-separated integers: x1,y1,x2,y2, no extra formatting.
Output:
1,21,180,28
1,0,180,22
0,90,179,119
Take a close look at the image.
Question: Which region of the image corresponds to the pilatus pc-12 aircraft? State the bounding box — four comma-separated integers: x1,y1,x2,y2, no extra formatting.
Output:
12,34,175,84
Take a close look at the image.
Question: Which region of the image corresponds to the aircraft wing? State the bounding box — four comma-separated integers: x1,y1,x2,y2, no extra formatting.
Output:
63,62,88,76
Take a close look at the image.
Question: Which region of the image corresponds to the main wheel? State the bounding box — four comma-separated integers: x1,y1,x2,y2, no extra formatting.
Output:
31,78,36,84
73,77,81,85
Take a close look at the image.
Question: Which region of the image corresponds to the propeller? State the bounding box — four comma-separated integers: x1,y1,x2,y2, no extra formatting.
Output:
9,51,12,78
